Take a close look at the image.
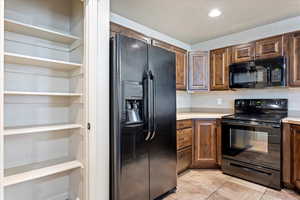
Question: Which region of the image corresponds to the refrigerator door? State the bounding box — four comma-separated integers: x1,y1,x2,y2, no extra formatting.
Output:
148,46,177,199
110,34,150,200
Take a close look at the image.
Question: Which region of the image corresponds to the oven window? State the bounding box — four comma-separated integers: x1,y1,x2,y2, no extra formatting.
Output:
230,128,268,153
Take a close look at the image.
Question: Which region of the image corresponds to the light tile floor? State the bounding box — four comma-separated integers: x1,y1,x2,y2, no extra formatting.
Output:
163,170,300,200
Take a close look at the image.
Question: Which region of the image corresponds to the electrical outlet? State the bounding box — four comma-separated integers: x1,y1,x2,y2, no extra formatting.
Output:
217,98,223,105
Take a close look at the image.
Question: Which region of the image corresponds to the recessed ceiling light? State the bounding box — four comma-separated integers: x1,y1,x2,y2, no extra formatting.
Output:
209,9,222,18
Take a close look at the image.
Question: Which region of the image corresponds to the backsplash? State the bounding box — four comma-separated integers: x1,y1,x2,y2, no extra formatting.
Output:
176,91,192,109
177,88,300,111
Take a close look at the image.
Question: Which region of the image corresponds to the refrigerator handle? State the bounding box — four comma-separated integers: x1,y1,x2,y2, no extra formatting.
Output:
149,70,156,141
144,70,152,141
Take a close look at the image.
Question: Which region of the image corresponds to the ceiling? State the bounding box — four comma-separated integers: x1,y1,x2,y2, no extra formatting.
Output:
111,0,300,45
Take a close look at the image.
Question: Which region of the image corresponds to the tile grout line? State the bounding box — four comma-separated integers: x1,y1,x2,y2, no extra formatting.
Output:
259,189,267,200
204,178,230,200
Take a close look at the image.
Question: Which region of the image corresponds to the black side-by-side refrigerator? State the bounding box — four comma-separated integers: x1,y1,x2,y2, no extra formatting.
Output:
110,34,177,200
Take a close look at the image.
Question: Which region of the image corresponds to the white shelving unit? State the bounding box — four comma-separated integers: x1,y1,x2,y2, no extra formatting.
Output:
4,18,80,44
4,52,82,71
0,0,89,199
3,161,83,187
4,91,83,97
4,124,83,136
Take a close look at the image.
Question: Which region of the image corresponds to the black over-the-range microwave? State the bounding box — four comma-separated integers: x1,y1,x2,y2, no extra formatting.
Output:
229,56,286,89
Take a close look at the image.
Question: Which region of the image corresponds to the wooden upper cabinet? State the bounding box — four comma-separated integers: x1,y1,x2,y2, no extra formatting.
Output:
288,31,300,87
255,35,283,59
152,40,187,90
152,39,173,51
210,48,230,90
232,43,255,63
193,120,218,168
174,47,188,90
188,51,209,90
110,22,151,44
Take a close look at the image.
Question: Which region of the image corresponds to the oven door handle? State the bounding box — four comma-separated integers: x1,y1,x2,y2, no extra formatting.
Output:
222,121,280,129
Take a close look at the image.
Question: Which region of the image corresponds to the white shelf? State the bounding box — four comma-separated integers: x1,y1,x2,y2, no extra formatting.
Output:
4,52,82,71
3,160,83,187
4,124,83,136
4,91,82,97
4,18,80,44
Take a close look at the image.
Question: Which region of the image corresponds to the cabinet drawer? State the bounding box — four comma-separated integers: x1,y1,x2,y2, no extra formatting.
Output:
177,147,192,174
177,128,192,150
177,120,192,129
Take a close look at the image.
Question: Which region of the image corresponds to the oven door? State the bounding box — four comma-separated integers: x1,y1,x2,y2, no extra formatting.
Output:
221,120,281,170
229,62,268,88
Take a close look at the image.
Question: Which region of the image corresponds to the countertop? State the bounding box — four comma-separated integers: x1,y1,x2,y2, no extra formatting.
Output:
177,112,232,120
282,111,300,125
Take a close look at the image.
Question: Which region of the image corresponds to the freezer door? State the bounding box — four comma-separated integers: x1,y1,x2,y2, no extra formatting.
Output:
148,46,177,199
110,34,150,200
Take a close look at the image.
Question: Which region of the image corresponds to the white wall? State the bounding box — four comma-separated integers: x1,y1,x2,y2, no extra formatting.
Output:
192,16,300,51
191,88,300,111
110,12,191,51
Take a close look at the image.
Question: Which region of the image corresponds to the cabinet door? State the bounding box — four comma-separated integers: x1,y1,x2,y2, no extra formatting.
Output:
188,51,209,90
216,120,222,166
255,35,283,59
289,32,300,87
193,120,217,168
152,40,187,90
292,125,300,189
210,48,230,90
174,48,188,90
232,43,255,63
177,147,192,174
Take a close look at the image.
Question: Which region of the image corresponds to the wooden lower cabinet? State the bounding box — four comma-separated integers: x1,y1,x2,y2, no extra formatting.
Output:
192,120,221,168
177,147,192,173
177,128,193,150
176,119,222,173
176,120,193,174
283,123,300,190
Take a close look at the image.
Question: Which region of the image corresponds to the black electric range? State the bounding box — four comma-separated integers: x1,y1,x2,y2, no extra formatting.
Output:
221,99,288,190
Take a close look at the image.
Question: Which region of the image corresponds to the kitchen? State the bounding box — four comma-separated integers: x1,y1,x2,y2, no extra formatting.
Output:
109,1,300,200
0,0,300,200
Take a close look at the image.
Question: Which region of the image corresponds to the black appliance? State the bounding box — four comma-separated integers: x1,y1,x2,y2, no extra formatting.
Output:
221,99,288,190
229,57,286,89
110,34,177,200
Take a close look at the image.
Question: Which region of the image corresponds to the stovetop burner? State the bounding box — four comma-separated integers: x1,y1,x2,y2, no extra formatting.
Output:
222,99,288,123
222,113,287,123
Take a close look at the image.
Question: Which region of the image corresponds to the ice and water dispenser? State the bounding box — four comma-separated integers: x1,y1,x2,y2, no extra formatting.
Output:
123,81,144,125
